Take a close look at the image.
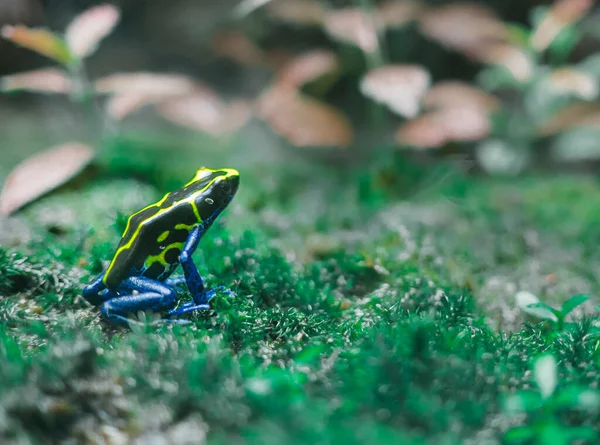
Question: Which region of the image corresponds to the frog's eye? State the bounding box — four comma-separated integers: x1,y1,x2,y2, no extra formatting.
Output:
205,197,214,205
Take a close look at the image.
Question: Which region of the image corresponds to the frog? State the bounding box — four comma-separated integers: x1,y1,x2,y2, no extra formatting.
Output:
82,167,240,327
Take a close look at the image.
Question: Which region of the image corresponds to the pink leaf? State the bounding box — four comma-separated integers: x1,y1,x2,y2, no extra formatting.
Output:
257,86,353,147
1,68,71,94
360,65,431,118
65,4,120,59
546,68,598,100
531,0,593,52
423,81,499,112
375,1,423,29
276,49,340,88
94,72,199,96
324,8,381,54
471,43,533,82
538,103,600,136
0,142,94,215
157,93,251,136
419,3,507,55
396,106,490,148
105,93,163,120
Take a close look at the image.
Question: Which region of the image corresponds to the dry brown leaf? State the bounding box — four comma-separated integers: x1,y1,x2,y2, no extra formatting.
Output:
1,25,71,64
276,49,340,88
65,3,120,59
1,68,71,93
94,72,199,96
211,30,265,66
530,0,593,52
419,3,507,55
396,106,490,148
157,93,251,136
257,86,353,147
266,0,326,25
375,0,423,28
546,68,599,100
360,65,431,118
324,8,380,54
423,81,499,112
538,103,600,136
0,142,94,216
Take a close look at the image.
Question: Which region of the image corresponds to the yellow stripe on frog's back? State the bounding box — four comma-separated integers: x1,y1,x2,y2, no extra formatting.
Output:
102,200,200,285
101,169,230,287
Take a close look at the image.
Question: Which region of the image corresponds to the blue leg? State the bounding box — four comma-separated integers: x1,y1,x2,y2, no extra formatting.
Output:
100,276,179,328
82,272,117,305
167,226,234,317
167,286,235,316
165,276,186,288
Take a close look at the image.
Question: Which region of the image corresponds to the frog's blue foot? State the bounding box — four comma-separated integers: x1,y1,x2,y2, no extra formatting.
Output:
100,276,178,328
82,273,111,305
167,286,233,317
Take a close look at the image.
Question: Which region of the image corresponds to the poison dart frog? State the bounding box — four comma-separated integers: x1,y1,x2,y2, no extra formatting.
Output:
82,167,240,327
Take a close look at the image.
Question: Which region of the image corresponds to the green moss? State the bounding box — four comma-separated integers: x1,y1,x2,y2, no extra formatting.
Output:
1,144,600,444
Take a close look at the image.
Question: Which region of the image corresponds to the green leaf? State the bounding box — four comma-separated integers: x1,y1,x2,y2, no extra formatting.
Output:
547,26,581,64
516,290,540,308
477,65,522,91
564,425,598,441
561,294,590,316
525,303,560,322
539,422,569,445
504,426,535,444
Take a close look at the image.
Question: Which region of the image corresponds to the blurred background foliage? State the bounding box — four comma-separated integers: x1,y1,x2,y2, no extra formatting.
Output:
1,0,599,182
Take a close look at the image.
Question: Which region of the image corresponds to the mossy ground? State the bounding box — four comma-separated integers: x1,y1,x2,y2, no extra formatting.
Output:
1,134,600,444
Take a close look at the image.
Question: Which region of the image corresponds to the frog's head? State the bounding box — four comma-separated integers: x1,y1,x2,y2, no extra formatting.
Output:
192,167,240,223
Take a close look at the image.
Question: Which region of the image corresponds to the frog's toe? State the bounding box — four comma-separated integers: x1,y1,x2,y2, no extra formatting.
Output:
167,302,210,317
82,274,109,305
165,276,186,288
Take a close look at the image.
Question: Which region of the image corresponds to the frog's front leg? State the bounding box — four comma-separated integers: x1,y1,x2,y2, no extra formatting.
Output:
168,225,232,317
100,276,179,327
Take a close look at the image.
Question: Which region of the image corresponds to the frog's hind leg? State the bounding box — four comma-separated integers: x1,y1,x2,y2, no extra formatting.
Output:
100,276,178,328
